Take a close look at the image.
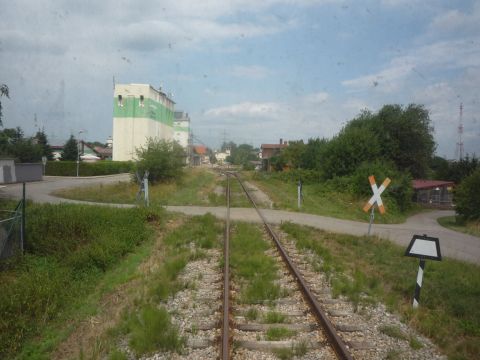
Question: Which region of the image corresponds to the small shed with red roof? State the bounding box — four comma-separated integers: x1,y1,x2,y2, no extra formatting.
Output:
412,179,454,206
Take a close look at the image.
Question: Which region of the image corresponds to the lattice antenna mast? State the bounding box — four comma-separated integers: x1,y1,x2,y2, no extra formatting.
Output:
456,103,464,160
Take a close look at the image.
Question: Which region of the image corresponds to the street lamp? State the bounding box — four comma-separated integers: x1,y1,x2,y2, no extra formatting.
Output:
77,130,84,177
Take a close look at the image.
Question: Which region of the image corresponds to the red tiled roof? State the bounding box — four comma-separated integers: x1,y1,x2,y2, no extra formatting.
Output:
193,145,207,155
412,179,454,190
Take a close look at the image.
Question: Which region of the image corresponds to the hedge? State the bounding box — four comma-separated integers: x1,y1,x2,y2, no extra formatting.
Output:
45,161,133,176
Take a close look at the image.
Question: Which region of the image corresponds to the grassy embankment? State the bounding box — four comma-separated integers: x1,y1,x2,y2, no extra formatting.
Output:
281,222,480,360
0,198,223,359
248,172,422,224
437,216,480,238
0,202,162,359
53,168,226,206
108,213,222,359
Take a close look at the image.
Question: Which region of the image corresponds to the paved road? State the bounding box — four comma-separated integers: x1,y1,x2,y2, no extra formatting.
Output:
166,206,479,264
1,175,478,264
0,174,134,207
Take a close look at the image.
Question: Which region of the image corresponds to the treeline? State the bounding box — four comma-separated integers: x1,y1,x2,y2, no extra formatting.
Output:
267,104,436,210
0,127,53,162
221,142,259,169
266,104,479,219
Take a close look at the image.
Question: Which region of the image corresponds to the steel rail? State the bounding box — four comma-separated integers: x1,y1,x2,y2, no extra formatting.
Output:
221,173,231,359
231,172,353,360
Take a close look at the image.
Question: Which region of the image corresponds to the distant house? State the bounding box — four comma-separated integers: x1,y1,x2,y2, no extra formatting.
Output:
51,145,64,161
51,142,112,161
215,149,230,164
412,179,454,207
94,146,113,160
261,139,288,171
192,145,209,166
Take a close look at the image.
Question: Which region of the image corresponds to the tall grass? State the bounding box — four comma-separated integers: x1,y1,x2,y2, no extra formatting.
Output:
0,203,162,359
281,221,480,360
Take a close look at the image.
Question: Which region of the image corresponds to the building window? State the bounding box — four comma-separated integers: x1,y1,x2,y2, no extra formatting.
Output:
139,95,144,107
117,95,123,107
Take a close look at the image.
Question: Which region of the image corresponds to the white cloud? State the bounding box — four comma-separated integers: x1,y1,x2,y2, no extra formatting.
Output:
342,38,480,93
205,101,283,118
426,3,480,37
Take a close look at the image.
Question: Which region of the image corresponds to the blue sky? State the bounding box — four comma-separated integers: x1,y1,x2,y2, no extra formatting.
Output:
1,0,479,158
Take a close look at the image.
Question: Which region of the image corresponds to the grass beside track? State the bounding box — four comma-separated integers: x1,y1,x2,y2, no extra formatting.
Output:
0,202,163,359
53,168,225,206
248,174,421,224
437,216,480,238
281,222,480,360
0,204,223,359
109,213,223,358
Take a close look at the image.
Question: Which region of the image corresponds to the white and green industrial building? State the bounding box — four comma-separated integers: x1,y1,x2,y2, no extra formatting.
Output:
173,111,191,149
112,83,175,161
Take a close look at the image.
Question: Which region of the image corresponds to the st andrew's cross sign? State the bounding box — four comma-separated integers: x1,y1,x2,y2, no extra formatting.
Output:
363,175,391,215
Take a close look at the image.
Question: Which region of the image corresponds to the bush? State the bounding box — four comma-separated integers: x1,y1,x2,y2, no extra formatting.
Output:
347,160,413,211
135,139,185,184
454,169,480,221
45,161,133,176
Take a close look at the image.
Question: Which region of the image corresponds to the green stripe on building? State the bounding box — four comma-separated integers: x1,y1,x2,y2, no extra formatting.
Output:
174,126,189,132
113,97,174,127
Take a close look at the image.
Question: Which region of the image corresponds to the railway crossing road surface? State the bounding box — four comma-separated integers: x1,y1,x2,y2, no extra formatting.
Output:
165,206,480,265
0,175,478,265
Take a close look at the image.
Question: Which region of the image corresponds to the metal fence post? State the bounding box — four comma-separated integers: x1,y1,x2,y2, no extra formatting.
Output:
367,206,374,236
21,182,25,253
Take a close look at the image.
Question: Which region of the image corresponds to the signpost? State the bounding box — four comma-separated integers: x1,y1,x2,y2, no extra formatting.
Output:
41,156,47,175
405,234,442,308
363,175,391,235
297,179,303,209
136,170,150,207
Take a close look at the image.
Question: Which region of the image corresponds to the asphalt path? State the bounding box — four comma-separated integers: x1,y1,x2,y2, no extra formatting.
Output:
1,175,478,264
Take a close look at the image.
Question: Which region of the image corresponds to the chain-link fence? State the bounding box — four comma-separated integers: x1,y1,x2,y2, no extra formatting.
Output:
0,201,23,260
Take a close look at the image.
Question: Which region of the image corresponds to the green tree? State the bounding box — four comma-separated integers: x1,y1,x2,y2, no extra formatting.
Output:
35,129,53,160
281,140,306,169
441,155,478,184
454,168,480,221
135,138,185,184
321,126,381,178
0,84,9,127
299,138,329,171
345,104,435,178
61,135,78,161
0,127,43,162
227,143,258,166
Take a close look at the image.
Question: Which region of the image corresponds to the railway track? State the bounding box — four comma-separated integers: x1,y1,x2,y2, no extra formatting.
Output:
145,171,441,359
221,172,353,360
